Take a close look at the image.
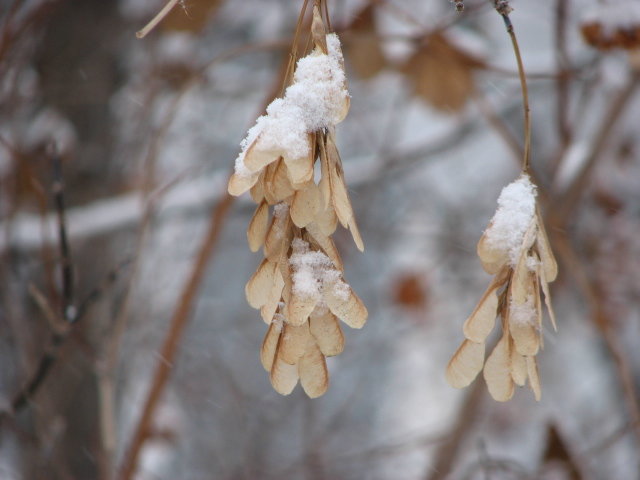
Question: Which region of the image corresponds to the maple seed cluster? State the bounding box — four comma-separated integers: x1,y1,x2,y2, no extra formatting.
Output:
446,175,557,402
228,8,367,398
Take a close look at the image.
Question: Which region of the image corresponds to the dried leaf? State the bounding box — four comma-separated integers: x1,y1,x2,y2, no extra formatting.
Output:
279,323,312,364
310,309,344,356
260,321,282,371
526,355,542,401
260,266,285,324
291,181,321,228
463,283,498,343
324,283,368,329
299,341,329,398
403,33,484,112
245,260,276,309
484,334,515,402
247,201,269,252
445,339,484,388
345,4,386,79
270,354,299,395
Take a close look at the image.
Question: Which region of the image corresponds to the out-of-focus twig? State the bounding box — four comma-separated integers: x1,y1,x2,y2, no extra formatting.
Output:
136,0,181,39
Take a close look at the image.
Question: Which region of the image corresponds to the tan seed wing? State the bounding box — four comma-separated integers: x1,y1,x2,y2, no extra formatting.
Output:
510,258,533,306
509,319,540,356
539,265,557,332
260,322,282,371
250,172,265,203
305,222,344,271
247,201,269,252
483,334,515,402
270,354,299,395
477,230,509,274
280,323,312,364
291,182,322,228
445,339,484,388
324,283,368,329
267,159,296,204
319,137,332,211
260,266,285,324
264,210,291,262
463,284,498,343
245,260,276,309
243,138,279,173
510,344,528,386
286,291,318,326
298,341,329,398
535,211,558,282
228,170,260,196
526,356,542,401
310,310,345,356
315,205,338,236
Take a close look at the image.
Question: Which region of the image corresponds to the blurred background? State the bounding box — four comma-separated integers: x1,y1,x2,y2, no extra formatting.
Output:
1,0,639,478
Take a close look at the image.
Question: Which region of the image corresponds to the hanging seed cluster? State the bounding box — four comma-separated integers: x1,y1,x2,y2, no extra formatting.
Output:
446,175,558,401
228,8,367,398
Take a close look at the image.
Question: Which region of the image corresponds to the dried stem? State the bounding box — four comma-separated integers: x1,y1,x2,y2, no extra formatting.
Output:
499,11,531,173
136,0,180,39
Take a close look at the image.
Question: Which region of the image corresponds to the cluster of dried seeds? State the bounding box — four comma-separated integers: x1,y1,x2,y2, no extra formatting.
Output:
228,7,367,398
446,175,558,401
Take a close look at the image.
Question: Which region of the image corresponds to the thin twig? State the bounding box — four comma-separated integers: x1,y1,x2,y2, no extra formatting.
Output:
136,0,180,39
498,11,531,173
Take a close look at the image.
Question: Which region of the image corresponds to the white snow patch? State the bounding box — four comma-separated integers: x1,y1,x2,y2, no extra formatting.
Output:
234,34,349,177
289,238,347,300
510,294,537,327
485,175,537,266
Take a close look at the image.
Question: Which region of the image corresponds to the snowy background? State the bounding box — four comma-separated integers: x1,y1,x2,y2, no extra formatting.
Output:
1,0,639,479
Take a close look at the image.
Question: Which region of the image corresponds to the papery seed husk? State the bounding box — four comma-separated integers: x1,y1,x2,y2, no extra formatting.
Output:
279,323,312,364
324,283,368,329
260,321,282,371
299,340,329,398
243,137,280,173
319,137,332,211
326,135,364,251
266,159,296,205
526,356,542,401
484,334,515,402
310,309,345,356
285,155,314,185
260,266,285,324
228,170,260,196
264,210,291,262
250,172,265,203
247,201,269,252
286,291,318,326
445,339,484,388
245,259,276,309
270,354,299,395
535,210,558,282
510,343,528,386
463,283,499,343
477,229,509,274
511,255,534,306
291,181,322,228
305,222,344,271
509,320,540,356
539,263,558,332
314,205,338,236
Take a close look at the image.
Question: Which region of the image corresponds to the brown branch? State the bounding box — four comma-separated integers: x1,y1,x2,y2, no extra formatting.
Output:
116,190,235,480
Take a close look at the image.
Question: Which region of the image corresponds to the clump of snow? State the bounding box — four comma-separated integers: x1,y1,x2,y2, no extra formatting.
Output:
234,34,349,177
510,295,537,327
273,202,289,218
485,175,537,266
582,1,640,34
289,238,348,300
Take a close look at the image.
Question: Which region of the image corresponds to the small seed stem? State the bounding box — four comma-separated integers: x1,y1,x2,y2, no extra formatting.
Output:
136,0,181,39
